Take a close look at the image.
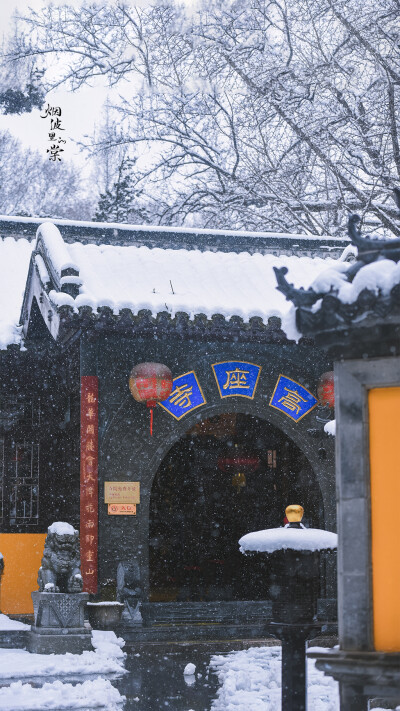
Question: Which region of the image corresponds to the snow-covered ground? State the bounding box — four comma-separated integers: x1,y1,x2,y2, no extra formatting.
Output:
0,635,126,680
0,616,397,710
0,678,124,711
210,646,337,711
0,615,126,676
0,626,126,711
0,614,30,631
209,646,398,711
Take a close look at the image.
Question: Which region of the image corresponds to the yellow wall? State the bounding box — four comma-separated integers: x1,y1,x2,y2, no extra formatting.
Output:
369,387,400,652
0,534,46,614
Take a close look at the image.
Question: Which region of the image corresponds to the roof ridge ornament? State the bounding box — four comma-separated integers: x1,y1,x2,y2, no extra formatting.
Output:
274,192,400,308
272,189,400,354
273,266,323,307
348,214,400,263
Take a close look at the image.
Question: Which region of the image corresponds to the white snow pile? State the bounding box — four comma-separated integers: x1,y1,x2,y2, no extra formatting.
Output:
91,630,126,660
0,678,125,711
309,257,400,305
183,662,196,676
38,227,338,341
47,521,77,535
0,631,126,679
37,223,79,276
210,645,339,711
0,613,30,631
0,237,33,349
239,526,337,554
324,419,336,436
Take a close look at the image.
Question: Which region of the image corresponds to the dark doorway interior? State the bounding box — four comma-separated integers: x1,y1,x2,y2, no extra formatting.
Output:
149,413,323,602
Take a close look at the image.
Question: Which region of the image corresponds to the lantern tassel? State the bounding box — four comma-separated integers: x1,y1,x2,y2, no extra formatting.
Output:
146,400,157,436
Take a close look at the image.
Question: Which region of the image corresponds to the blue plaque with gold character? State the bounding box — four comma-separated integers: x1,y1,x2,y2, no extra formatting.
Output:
269,374,318,421
158,371,206,420
212,361,262,399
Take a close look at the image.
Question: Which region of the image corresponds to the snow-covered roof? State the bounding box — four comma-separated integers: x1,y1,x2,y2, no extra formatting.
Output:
26,222,340,343
57,246,335,333
0,237,34,350
0,220,347,350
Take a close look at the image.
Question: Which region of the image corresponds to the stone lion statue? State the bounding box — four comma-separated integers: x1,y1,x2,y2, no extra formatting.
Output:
38,522,83,593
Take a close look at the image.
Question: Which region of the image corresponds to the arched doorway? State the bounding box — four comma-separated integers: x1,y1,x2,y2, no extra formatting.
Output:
149,412,323,602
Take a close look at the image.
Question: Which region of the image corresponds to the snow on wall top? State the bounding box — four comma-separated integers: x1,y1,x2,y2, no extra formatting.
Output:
239,526,338,553
0,237,34,350
46,239,337,340
0,213,340,242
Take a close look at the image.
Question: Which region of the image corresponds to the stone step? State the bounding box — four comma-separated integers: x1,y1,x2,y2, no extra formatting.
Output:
0,630,28,649
119,621,273,647
141,600,272,626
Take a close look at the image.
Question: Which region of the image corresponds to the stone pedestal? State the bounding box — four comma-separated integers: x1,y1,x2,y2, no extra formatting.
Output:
27,592,92,654
87,601,124,630
308,648,400,710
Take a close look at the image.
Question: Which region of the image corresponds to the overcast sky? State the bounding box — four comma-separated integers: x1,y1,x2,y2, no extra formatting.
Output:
0,0,198,172
0,0,199,217
0,1,113,169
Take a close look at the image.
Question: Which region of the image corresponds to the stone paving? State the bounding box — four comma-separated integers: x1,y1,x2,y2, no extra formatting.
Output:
115,645,220,711
115,640,274,711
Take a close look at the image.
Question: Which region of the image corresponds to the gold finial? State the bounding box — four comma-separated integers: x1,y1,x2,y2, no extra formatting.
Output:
285,504,304,522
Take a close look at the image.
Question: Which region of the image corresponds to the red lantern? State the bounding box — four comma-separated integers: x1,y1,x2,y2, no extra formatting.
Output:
129,362,173,435
317,371,335,408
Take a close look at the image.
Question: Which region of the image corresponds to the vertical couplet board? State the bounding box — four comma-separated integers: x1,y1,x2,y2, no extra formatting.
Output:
80,376,98,594
369,387,400,652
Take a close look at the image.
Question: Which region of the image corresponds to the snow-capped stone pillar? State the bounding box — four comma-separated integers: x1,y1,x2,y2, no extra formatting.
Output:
239,505,337,711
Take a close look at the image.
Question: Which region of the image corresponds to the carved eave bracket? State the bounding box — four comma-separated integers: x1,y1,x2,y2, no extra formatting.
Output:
274,207,400,357
20,252,61,342
20,223,82,345
273,266,324,307
348,214,400,263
